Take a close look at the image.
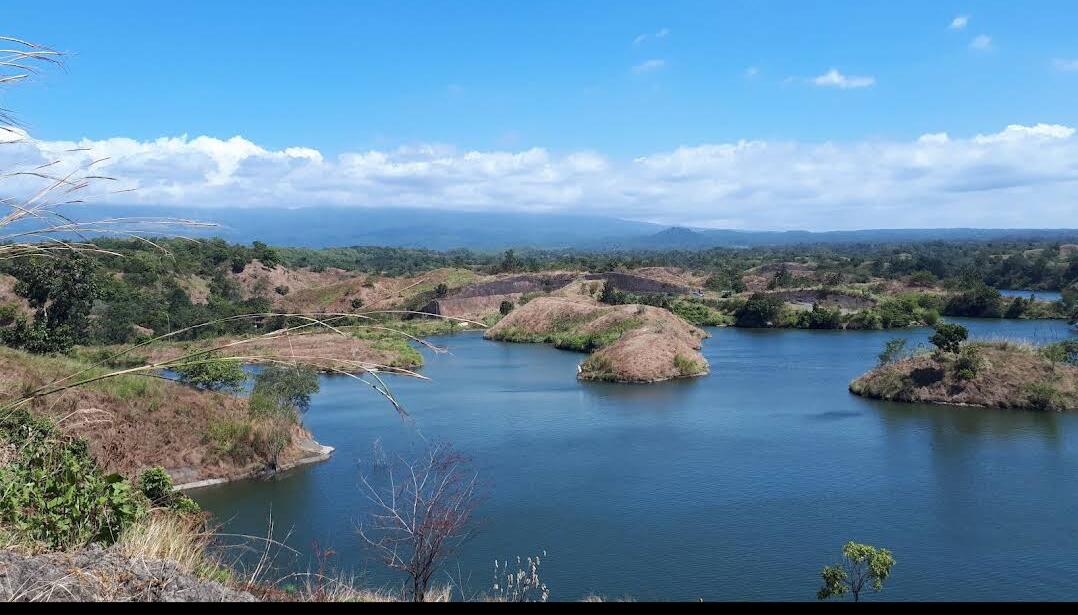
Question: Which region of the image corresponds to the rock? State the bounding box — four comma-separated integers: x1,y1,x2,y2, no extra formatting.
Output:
0,545,256,602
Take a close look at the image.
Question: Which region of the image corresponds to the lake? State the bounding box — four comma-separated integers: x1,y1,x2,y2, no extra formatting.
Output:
192,318,1078,601
999,289,1064,303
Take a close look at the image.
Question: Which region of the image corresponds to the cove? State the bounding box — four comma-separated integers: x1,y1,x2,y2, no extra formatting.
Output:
192,318,1078,601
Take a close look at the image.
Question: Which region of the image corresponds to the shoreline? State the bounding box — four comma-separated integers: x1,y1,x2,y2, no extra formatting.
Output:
175,441,335,492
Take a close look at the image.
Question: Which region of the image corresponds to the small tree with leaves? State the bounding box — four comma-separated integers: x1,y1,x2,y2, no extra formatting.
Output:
172,354,246,392
877,338,908,367
817,541,896,602
929,322,968,355
499,300,514,316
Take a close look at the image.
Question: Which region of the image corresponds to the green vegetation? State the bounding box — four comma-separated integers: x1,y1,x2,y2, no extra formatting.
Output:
734,293,785,327
491,314,643,353
930,323,968,355
673,353,702,376
877,338,908,367
137,467,200,514
670,299,732,326
249,366,320,469
817,542,895,602
172,354,247,392
0,408,146,549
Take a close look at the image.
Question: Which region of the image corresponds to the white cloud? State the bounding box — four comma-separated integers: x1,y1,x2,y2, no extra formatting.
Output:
632,59,666,74
949,15,969,30
1053,58,1078,71
633,27,670,46
2,123,1077,230
745,66,759,78
970,35,992,51
812,68,875,89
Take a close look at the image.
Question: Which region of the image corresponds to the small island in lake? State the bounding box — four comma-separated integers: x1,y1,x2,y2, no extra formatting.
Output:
486,293,709,383
850,333,1078,411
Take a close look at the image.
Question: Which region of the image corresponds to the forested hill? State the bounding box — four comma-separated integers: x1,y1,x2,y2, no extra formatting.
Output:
19,204,1078,251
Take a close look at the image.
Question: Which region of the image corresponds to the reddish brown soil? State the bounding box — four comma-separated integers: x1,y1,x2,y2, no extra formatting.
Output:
850,343,1078,410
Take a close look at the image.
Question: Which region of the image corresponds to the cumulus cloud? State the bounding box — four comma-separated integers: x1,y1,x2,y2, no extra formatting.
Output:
2,124,1077,230
949,15,969,30
632,59,666,74
812,68,875,89
970,35,992,51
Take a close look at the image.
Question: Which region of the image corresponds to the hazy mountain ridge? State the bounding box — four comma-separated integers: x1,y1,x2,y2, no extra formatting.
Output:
23,205,1078,250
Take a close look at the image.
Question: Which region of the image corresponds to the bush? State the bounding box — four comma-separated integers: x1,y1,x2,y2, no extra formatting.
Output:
929,323,968,355
944,283,1002,318
1042,340,1078,366
172,355,246,392
877,338,907,367
1024,382,1064,411
673,354,702,376
796,304,842,329
274,285,290,296
138,467,201,514
735,293,785,328
350,297,365,310
499,300,515,316
0,409,146,549
955,345,986,380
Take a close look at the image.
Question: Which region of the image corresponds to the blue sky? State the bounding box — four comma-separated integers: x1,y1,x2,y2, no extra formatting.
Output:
3,1,1078,229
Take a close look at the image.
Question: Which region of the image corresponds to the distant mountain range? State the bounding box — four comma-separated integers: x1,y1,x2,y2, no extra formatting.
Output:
27,204,1078,251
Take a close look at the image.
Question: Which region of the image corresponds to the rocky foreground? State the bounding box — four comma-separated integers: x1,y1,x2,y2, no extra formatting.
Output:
0,546,254,602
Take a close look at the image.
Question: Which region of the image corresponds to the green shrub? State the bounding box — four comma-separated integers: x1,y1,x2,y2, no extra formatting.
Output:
930,323,968,355
0,409,146,549
172,355,246,392
673,354,702,376
944,283,1002,318
796,304,842,329
1024,382,1063,411
137,466,201,514
955,345,986,380
1042,340,1078,366
735,293,785,328
877,338,908,367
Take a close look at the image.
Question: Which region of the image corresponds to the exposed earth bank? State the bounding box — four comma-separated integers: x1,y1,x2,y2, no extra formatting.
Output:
849,341,1078,411
485,295,709,383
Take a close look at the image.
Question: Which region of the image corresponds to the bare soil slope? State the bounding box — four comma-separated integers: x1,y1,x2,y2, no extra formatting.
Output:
849,342,1078,410
485,296,709,383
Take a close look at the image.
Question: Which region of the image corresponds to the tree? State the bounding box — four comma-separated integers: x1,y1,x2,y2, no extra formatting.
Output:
499,300,514,315
817,541,896,602
734,293,785,327
877,338,907,367
500,249,518,273
929,322,968,355
249,365,320,469
350,297,365,310
358,442,479,602
172,354,246,392
944,282,1002,318
2,255,101,353
599,281,619,305
434,283,449,298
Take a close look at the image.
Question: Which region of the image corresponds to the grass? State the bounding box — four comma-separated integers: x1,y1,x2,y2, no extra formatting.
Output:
673,353,702,376
117,513,232,583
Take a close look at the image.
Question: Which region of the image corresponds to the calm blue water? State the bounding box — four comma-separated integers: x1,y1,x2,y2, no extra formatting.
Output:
999,289,1064,302
193,318,1078,601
